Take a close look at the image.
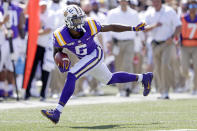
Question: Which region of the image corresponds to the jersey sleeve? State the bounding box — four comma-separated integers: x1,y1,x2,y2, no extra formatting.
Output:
53,28,67,47
52,33,61,48
86,18,101,36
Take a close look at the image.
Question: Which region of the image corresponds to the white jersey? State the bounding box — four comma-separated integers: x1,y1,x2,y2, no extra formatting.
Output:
106,6,140,40
47,1,64,30
37,9,53,47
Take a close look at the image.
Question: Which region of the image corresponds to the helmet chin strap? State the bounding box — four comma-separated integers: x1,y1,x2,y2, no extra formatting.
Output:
81,25,86,32
73,25,86,32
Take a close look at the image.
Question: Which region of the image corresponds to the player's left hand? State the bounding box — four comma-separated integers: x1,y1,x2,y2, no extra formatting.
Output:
132,22,146,31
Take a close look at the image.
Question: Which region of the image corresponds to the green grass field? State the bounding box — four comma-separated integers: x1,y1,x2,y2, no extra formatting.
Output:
1,99,197,131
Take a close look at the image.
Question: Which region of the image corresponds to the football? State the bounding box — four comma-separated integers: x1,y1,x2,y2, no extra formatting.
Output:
54,52,70,68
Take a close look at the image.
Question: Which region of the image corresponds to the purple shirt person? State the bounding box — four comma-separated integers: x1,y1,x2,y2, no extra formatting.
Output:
0,1,22,39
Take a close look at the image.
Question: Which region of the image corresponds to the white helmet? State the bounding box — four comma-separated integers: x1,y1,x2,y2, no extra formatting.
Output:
63,5,86,32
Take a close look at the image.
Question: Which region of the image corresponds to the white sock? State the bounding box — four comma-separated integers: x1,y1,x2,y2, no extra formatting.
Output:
56,104,63,113
137,74,143,82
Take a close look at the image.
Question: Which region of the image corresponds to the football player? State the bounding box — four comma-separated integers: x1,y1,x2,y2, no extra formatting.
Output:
41,5,153,124
0,0,25,98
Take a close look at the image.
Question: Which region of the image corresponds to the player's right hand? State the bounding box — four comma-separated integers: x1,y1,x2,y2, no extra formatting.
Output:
58,66,67,73
55,52,70,73
57,62,70,73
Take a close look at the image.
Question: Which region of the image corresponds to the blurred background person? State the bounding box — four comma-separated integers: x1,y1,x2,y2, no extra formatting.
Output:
179,0,189,16
180,0,197,95
106,0,140,97
13,0,27,98
98,0,108,15
46,0,65,98
0,0,25,98
25,1,53,101
164,0,185,93
145,0,182,99
0,10,10,98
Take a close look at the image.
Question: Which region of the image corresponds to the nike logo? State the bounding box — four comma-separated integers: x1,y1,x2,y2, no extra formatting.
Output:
148,82,150,89
87,37,91,41
46,112,53,116
67,42,74,46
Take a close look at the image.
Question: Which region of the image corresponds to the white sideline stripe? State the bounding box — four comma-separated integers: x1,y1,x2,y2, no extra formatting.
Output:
1,93,197,110
155,129,197,131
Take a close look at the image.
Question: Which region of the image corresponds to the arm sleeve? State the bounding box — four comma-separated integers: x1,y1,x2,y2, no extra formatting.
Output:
87,18,101,36
52,34,61,48
94,19,101,33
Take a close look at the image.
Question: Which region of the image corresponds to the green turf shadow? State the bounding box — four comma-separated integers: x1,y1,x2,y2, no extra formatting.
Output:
68,123,162,130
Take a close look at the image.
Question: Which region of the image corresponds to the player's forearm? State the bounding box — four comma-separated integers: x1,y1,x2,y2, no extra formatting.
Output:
100,24,132,32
